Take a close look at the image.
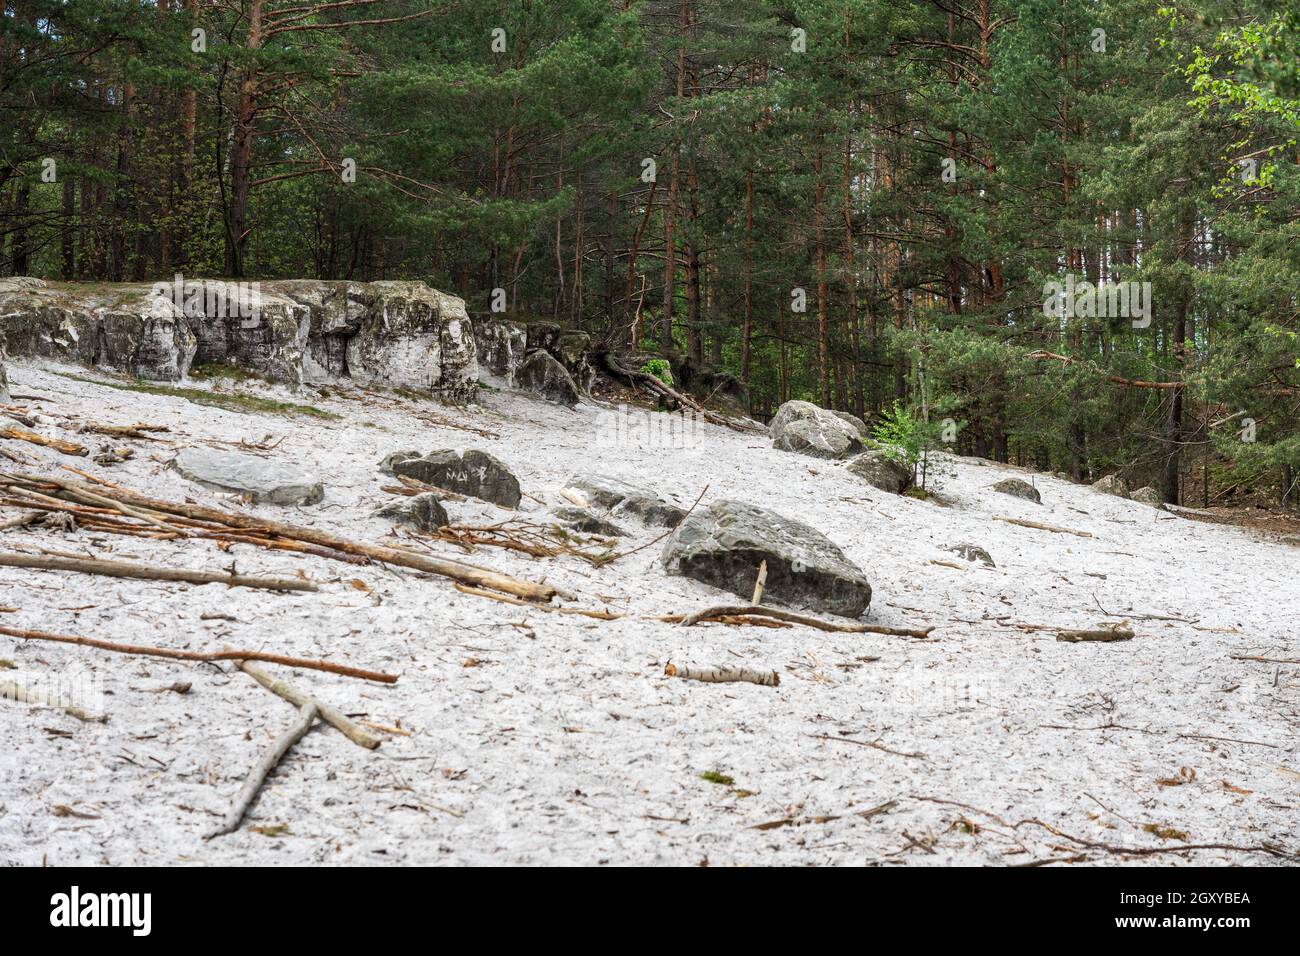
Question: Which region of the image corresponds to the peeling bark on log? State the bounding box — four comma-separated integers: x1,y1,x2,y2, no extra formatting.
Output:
665,661,779,686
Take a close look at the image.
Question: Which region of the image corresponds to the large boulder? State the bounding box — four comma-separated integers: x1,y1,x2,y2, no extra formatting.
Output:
562,475,686,527
1093,474,1130,498
171,447,323,505
992,477,1042,504
387,449,521,508
846,450,911,493
1130,486,1166,509
0,277,197,381
516,350,580,406
769,400,863,459
372,492,449,532
662,499,872,617
831,410,870,439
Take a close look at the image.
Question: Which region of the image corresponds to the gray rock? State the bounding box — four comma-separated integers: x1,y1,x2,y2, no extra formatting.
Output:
1130,486,1166,509
0,277,197,381
372,492,449,532
831,409,870,438
171,447,323,505
769,400,863,459
378,449,423,475
662,499,871,617
553,330,597,394
525,321,563,355
390,449,521,508
473,318,527,386
846,450,911,493
516,350,580,406
553,507,627,538
1093,474,1130,498
945,543,995,567
992,477,1042,504
0,277,478,398
563,475,686,527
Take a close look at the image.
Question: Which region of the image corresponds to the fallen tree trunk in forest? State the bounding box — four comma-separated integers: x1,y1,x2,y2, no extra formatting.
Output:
599,352,762,433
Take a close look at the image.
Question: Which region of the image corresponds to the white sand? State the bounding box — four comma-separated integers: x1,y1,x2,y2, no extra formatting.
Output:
0,360,1295,866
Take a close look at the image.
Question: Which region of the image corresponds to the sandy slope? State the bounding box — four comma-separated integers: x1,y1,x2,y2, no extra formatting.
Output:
0,360,1296,866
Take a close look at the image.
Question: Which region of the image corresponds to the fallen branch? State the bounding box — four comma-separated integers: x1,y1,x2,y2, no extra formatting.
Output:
1,471,554,602
79,422,170,441
206,702,318,839
452,582,621,620
806,733,928,760
0,625,398,683
590,484,708,567
1,427,87,457
993,515,1094,537
1231,654,1300,665
229,654,381,750
680,603,934,639
1057,628,1135,643
665,661,780,687
0,551,317,592
390,473,467,502
0,676,105,722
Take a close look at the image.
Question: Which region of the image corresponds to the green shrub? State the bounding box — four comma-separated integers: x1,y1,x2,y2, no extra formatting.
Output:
640,358,673,385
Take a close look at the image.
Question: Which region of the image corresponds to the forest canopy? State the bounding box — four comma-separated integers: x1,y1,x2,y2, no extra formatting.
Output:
2,0,1297,504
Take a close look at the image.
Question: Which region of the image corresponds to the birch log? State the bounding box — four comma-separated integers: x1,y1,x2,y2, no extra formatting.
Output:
664,662,780,687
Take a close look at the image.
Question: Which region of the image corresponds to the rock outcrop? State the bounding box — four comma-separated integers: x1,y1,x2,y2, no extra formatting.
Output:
846,450,911,493
516,350,580,406
662,499,871,617
0,277,477,399
769,400,863,460
992,477,1042,504
0,278,197,381
562,475,686,527
472,317,595,396
384,449,521,508
171,447,323,505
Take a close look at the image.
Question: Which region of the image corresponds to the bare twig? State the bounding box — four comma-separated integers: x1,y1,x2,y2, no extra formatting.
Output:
206,702,319,839
0,625,398,684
